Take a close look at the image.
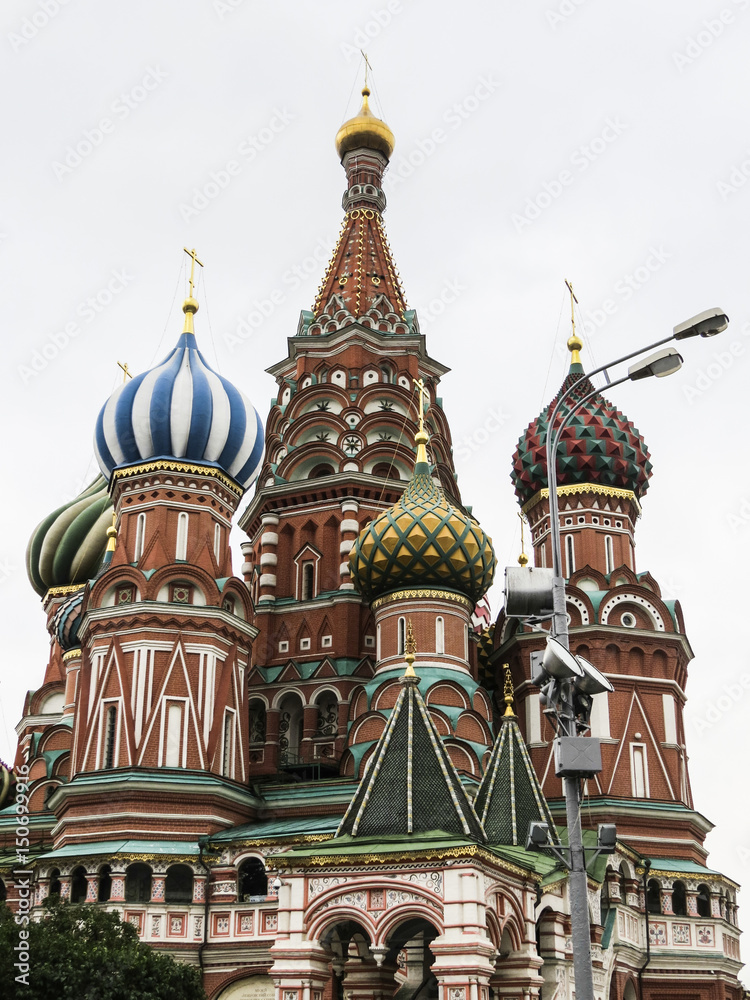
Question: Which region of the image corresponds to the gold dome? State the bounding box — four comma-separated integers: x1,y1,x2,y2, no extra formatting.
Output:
335,86,395,161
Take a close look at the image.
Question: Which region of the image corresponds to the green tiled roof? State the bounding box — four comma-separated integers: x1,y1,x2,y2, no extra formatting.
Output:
337,674,485,841
210,815,341,843
647,857,722,876
474,715,557,846
37,839,200,860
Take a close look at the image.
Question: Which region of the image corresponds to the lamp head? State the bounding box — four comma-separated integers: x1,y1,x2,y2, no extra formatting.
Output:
574,656,615,695
526,821,551,850
542,636,585,680
673,307,729,340
628,347,683,381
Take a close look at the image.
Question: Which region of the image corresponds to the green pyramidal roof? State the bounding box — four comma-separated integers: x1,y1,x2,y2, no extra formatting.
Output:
473,715,557,846
337,673,485,841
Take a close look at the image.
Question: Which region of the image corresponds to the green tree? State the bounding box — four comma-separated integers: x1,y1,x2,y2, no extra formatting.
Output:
0,898,206,999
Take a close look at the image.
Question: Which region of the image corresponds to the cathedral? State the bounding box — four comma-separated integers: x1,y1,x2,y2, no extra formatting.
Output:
0,84,743,1000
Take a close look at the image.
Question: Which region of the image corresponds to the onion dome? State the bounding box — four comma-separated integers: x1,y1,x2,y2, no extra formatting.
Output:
52,588,85,651
511,339,652,507
93,295,264,490
349,426,496,603
26,476,112,597
335,86,395,160
51,516,117,651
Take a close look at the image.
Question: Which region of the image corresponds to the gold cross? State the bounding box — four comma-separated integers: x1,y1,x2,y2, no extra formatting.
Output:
565,278,578,335
413,377,427,434
360,50,372,87
183,247,204,299
117,360,132,383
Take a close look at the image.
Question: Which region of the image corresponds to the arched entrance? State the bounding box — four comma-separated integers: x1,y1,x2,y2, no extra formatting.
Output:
319,916,440,1000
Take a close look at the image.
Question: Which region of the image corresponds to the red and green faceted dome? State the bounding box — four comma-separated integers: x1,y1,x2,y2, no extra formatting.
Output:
511,371,653,506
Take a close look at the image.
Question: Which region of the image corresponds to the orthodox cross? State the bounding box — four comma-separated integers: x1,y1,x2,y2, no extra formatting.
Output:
183,247,204,298
117,360,132,383
413,377,427,433
360,50,372,87
565,278,578,336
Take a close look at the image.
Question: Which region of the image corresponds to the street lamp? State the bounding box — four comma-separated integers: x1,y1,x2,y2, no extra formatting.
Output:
538,309,726,1000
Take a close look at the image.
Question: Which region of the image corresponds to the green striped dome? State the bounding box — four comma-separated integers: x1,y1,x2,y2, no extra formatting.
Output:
349,457,496,603
26,476,112,596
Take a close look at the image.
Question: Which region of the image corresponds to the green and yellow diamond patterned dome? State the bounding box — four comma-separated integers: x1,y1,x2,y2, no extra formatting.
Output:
349,429,496,603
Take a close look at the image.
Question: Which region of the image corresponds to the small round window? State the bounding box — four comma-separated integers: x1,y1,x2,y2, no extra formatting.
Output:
621,612,637,628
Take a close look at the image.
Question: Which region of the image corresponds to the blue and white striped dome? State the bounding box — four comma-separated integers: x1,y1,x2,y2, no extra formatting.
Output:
94,310,264,490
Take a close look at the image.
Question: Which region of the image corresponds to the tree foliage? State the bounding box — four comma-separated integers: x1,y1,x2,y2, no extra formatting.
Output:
0,898,206,999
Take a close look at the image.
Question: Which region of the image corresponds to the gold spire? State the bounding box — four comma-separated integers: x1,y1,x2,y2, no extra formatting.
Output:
117,360,132,383
182,247,203,335
565,279,582,365
413,377,429,465
105,512,118,554
402,619,418,680
518,511,529,567
502,664,516,718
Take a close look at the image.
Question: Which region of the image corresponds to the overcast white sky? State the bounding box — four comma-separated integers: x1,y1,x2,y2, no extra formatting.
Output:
2,0,749,964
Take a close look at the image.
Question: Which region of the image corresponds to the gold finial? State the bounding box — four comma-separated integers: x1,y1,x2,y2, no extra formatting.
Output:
502,664,516,718
412,377,429,466
565,279,582,365
182,247,204,335
518,512,529,567
105,511,118,553
117,361,133,383
402,619,418,679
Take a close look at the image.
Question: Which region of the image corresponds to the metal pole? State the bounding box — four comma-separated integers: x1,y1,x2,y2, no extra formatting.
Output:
543,371,628,1000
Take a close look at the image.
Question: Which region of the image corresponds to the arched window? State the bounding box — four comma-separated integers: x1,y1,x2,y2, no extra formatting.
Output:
398,617,406,655
214,523,222,564
134,512,146,562
672,880,687,916
696,883,711,918
604,535,614,574
315,693,338,736
435,617,445,655
646,879,661,914
48,869,61,898
302,562,315,600
70,866,88,904
380,362,394,383
165,865,194,903
103,704,117,770
125,863,152,903
98,865,112,903
237,857,268,901
310,464,334,478
565,533,576,576
249,700,267,744
372,462,400,480
619,862,628,903
278,693,304,766
0,877,6,902
176,512,189,561
222,711,236,778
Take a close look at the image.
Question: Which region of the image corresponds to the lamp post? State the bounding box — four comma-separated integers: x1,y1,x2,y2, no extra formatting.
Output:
541,308,727,1000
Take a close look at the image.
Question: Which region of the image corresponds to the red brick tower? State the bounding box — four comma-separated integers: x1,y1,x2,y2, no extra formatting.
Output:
47,285,266,850
238,88,473,779
497,337,710,861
